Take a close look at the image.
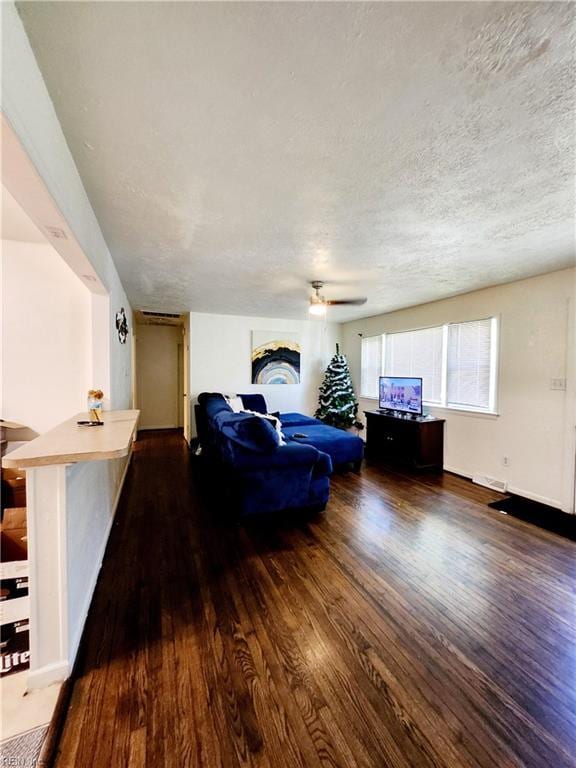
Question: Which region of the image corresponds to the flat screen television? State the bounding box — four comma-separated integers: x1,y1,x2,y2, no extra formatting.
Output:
379,376,423,415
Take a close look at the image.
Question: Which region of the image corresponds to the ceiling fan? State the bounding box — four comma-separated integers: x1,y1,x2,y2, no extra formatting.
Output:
309,281,367,316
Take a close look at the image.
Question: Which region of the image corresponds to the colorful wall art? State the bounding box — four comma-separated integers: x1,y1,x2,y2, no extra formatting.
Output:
251,331,301,384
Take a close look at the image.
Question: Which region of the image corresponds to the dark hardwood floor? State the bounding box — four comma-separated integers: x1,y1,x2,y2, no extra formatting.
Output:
52,431,576,768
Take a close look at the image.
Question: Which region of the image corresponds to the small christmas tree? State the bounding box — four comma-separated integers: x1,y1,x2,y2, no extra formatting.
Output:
315,345,362,430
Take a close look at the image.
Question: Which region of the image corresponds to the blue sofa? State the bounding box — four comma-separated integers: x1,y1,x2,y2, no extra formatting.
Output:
195,393,364,518
196,393,332,517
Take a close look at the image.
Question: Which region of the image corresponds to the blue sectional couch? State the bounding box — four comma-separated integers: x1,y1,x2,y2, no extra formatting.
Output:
196,393,332,517
195,393,364,517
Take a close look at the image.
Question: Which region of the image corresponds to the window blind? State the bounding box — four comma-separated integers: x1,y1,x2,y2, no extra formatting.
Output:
384,326,444,403
360,335,382,398
447,319,493,410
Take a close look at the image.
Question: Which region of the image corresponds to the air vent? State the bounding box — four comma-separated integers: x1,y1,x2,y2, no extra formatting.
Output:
142,311,181,319
472,474,508,493
137,309,184,327
82,274,98,283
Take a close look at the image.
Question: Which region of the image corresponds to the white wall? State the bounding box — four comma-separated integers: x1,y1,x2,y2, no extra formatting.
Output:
189,312,341,435
2,1,132,410
136,324,181,429
342,268,576,511
1,240,91,433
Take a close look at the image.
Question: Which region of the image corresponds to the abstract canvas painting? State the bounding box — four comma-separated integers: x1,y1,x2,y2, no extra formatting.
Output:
251,331,301,384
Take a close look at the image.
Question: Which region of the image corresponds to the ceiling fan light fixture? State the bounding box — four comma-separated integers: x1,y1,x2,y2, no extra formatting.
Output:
309,302,326,316
308,279,366,315
309,280,327,315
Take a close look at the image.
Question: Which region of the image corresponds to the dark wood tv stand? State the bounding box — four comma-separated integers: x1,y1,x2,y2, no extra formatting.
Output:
364,410,445,471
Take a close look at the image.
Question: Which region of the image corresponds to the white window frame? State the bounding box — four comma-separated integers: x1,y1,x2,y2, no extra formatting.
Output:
360,334,384,398
359,317,499,416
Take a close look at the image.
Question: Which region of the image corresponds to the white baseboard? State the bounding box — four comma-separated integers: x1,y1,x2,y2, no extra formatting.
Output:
444,465,563,511
68,450,133,666
506,485,562,512
444,464,474,480
138,424,179,430
27,659,69,690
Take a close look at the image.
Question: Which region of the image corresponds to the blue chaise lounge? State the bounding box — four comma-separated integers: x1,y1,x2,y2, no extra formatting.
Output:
238,394,364,471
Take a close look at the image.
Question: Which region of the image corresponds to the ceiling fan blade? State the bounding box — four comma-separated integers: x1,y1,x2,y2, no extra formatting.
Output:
325,298,367,306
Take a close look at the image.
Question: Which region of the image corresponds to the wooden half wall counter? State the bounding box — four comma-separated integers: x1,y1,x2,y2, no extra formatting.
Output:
1,410,139,689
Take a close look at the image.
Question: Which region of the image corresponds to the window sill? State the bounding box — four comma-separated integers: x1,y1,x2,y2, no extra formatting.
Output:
428,405,499,420
359,397,499,420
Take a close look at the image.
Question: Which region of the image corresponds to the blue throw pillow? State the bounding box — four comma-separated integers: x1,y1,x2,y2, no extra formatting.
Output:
218,413,280,453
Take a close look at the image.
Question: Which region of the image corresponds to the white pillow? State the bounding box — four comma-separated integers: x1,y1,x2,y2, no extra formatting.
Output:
224,394,244,413
241,409,286,446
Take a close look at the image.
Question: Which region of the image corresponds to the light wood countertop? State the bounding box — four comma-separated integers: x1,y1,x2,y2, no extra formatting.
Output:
1,410,140,469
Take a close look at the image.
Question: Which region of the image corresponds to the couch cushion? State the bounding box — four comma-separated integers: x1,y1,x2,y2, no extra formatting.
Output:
238,394,268,414
216,412,280,453
283,424,364,466
279,412,323,428
231,441,329,471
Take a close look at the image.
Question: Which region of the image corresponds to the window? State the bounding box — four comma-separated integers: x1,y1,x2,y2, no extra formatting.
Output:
359,317,498,414
447,318,497,412
384,326,444,404
360,335,382,398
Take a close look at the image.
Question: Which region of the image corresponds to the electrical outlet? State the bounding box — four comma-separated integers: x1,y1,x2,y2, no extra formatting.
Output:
550,378,567,391
502,456,510,467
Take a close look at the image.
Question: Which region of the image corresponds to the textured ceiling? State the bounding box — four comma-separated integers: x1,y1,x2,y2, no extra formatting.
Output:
17,1,576,321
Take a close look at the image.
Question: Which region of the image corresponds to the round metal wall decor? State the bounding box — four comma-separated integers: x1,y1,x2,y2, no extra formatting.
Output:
115,307,129,344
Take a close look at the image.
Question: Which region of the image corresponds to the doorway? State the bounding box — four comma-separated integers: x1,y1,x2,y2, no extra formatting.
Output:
134,312,184,429
134,313,190,439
